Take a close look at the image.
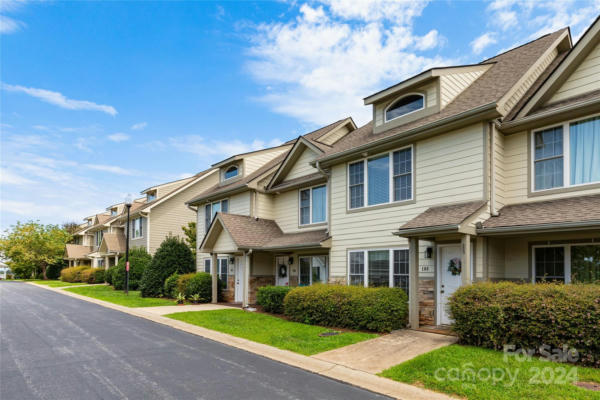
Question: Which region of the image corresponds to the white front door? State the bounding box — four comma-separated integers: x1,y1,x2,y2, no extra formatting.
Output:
275,256,289,286
437,245,470,325
234,257,244,302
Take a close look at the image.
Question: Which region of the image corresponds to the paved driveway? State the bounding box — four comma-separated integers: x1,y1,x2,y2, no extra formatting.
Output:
0,282,388,400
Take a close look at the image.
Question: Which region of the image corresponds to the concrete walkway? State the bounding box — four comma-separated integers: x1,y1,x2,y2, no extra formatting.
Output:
137,303,234,315
313,329,457,373
27,282,457,400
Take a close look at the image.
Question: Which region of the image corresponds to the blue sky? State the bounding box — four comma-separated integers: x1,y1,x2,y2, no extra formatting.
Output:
1,0,599,231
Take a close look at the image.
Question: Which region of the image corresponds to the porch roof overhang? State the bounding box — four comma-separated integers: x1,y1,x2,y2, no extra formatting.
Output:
477,194,600,236
200,212,330,253
98,233,126,255
393,200,487,238
64,244,93,260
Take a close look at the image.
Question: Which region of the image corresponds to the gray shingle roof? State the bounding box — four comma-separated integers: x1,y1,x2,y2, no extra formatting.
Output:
398,201,487,231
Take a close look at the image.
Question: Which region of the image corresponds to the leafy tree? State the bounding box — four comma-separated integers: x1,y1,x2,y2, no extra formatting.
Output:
181,221,196,257
111,247,152,290
0,221,72,279
62,221,81,237
139,236,195,297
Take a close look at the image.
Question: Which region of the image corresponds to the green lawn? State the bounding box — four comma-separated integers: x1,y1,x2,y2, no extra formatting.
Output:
65,285,174,307
379,345,600,400
30,280,89,287
166,309,377,355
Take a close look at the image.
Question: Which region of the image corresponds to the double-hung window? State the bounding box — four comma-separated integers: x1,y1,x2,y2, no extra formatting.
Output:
299,185,326,225
533,243,600,283
132,218,143,239
348,146,413,209
218,258,228,288
532,115,600,191
95,230,104,246
348,249,410,295
204,199,229,232
203,259,211,274
298,256,328,286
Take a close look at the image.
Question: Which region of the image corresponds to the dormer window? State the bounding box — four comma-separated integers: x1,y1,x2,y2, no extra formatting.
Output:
111,209,117,216
385,94,424,122
147,192,156,202
224,166,239,180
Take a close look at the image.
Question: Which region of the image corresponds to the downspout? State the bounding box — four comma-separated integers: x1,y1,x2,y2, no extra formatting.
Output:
489,121,499,217
316,160,332,233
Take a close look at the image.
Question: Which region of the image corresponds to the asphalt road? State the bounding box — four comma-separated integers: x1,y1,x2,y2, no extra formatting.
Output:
0,282,389,400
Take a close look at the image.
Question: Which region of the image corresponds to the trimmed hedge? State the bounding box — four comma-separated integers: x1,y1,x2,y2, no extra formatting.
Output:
106,265,116,285
112,248,152,290
60,266,90,283
283,284,408,333
164,273,180,298
449,282,600,367
176,272,217,302
91,268,105,283
256,286,291,314
139,236,195,297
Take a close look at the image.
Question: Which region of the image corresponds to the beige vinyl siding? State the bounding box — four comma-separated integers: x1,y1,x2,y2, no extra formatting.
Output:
284,148,319,181
329,123,486,278
255,192,275,220
149,172,219,254
155,177,194,198
212,229,237,253
549,42,600,103
243,147,290,176
501,48,558,114
318,125,350,146
374,82,437,127
439,70,486,108
272,189,300,233
503,131,600,205
229,191,251,216
487,237,506,280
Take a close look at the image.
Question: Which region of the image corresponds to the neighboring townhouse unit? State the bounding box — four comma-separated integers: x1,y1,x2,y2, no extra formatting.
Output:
188,119,356,304
188,17,600,331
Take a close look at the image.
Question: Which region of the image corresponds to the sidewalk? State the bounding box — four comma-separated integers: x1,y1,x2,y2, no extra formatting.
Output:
27,282,457,400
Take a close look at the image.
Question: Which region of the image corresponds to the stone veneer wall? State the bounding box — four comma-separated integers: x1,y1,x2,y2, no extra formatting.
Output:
419,279,435,326
249,275,275,304
222,275,236,303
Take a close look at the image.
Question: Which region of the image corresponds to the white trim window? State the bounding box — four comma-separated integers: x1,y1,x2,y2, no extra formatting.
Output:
348,145,413,209
385,94,425,122
299,185,327,225
204,199,229,232
147,192,157,202
94,230,104,246
203,259,211,274
533,243,600,283
348,249,410,294
298,255,328,286
224,166,239,180
218,258,228,288
132,217,143,239
532,115,600,191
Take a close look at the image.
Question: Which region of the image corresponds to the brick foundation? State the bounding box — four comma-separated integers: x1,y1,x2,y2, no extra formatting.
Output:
221,275,236,303
419,279,435,326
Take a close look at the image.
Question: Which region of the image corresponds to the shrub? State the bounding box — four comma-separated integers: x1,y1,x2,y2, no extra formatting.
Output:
176,273,195,297
283,284,408,333
80,268,94,283
91,268,105,283
139,236,195,297
184,273,214,301
257,286,291,314
164,273,180,298
60,266,90,283
112,248,152,290
46,261,66,280
449,282,600,367
106,265,117,285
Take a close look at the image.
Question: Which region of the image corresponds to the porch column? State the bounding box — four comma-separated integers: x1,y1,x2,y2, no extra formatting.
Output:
408,238,420,329
211,253,218,304
462,234,472,286
115,255,119,266
104,256,109,271
243,252,251,308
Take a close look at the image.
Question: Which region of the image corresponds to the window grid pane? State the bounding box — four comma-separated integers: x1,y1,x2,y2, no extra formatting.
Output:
219,259,228,288
534,127,564,190
349,252,364,286
204,259,211,274
299,257,311,286
386,95,424,121
571,245,600,283
535,247,565,282
367,155,389,206
205,204,211,232
393,250,409,296
393,149,412,201
311,186,326,223
349,162,364,209
368,250,389,287
300,189,310,225
221,200,228,213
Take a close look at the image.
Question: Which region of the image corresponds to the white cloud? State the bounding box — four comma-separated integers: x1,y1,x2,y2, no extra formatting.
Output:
0,15,24,34
75,137,92,152
84,164,137,176
108,132,130,142
471,32,497,54
169,136,284,160
131,122,147,130
245,1,451,126
0,168,35,185
2,83,118,116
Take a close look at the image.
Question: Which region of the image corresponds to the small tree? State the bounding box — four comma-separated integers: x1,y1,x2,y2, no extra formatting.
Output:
62,221,80,237
112,247,152,290
0,221,72,279
139,236,195,297
181,221,196,257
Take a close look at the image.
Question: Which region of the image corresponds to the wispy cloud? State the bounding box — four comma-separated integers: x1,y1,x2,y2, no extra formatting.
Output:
84,164,137,176
108,132,130,142
0,15,24,34
245,0,451,125
75,137,93,152
0,168,35,185
2,83,118,116
131,122,147,130
169,135,284,160
471,32,497,54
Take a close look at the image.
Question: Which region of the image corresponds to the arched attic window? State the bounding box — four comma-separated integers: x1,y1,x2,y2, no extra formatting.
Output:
385,94,425,122
224,165,239,180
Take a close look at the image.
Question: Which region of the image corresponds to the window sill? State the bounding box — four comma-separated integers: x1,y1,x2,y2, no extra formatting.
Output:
529,182,600,198
347,198,416,213
298,222,328,229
